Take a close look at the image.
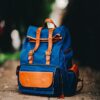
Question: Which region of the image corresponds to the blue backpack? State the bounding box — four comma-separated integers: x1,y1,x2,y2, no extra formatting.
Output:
16,18,83,97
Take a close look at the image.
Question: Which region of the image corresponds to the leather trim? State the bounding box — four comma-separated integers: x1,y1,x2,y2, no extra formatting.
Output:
27,34,62,43
19,71,53,88
69,64,79,76
28,27,42,64
45,28,55,65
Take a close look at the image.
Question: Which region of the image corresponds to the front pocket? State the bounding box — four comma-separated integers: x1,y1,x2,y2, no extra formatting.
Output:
18,64,58,90
19,71,53,88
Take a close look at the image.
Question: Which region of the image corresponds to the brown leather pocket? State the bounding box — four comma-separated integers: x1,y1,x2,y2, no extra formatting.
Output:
19,71,53,88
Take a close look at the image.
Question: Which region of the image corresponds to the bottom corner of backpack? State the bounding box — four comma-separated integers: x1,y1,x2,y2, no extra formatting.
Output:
64,71,78,96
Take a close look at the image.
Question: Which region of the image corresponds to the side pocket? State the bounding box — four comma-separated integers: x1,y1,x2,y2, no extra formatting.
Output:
65,64,79,96
69,64,79,77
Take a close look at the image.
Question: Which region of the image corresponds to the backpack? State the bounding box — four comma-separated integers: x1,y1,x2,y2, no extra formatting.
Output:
16,18,83,97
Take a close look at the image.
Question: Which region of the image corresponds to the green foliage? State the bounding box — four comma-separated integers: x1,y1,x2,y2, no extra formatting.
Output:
0,52,20,65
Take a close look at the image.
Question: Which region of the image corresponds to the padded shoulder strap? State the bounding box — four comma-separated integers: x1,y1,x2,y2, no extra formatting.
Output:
45,28,55,65
28,27,42,64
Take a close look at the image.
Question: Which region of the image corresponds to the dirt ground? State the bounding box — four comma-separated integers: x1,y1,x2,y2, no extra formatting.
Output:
0,61,100,100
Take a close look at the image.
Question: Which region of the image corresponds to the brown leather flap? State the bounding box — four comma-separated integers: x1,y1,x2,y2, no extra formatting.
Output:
19,71,53,88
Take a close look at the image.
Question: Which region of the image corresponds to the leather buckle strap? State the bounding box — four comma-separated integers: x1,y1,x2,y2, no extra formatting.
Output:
28,27,42,64
28,34,62,43
45,28,54,65
69,64,79,77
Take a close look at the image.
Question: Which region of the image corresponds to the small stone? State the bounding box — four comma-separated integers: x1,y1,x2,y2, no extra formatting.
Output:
12,76,16,79
0,73,2,77
0,67,4,72
4,85,9,89
88,92,92,95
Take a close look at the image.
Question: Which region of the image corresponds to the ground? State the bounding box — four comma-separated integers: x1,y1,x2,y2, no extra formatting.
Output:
0,61,100,100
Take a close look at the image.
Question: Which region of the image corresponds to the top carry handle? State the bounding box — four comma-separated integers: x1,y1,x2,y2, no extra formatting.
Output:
44,18,57,28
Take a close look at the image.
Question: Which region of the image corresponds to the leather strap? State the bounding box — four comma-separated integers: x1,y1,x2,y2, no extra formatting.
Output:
28,34,62,43
69,64,79,77
45,28,54,65
28,27,42,64
44,18,56,28
44,18,56,65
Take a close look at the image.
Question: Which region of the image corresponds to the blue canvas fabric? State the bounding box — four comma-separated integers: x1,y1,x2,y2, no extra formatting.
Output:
17,22,78,96
20,26,73,66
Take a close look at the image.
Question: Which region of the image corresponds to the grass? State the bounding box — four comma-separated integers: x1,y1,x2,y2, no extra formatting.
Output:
0,52,20,65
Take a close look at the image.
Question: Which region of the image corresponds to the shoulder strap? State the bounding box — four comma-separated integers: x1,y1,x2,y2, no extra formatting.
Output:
45,28,55,65
28,27,42,64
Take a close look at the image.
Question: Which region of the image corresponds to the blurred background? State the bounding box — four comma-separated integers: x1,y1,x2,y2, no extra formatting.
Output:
0,0,100,69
